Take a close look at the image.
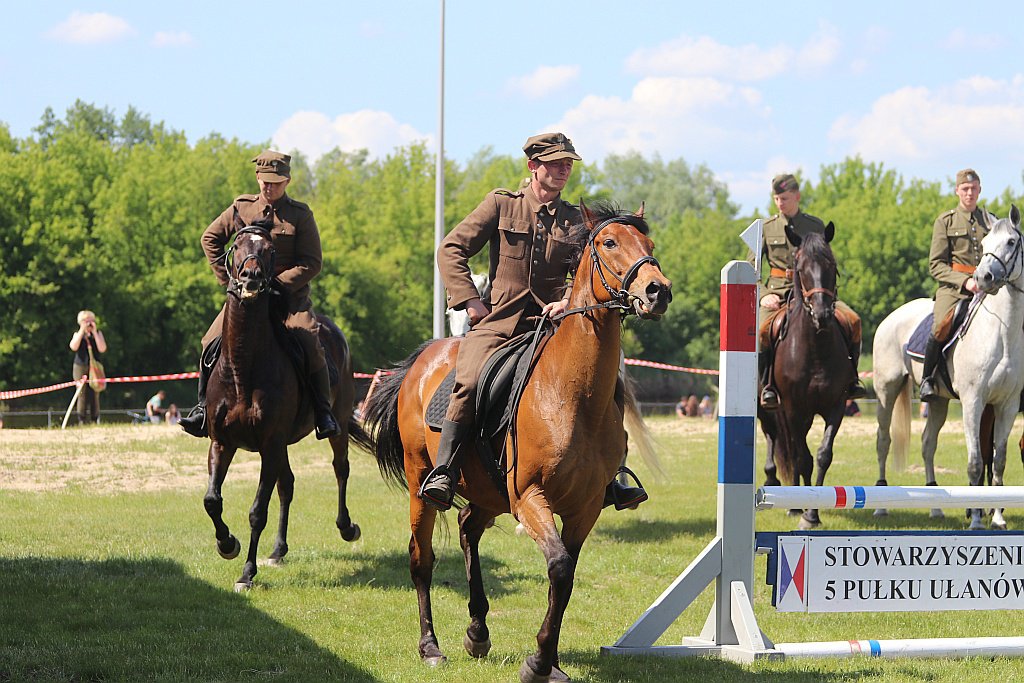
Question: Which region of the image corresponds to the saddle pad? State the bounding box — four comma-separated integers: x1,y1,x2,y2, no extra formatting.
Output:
425,368,456,430
906,314,934,359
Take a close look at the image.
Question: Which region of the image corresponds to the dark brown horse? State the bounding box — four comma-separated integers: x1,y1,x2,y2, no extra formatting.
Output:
361,202,671,682
759,223,853,529
202,222,372,591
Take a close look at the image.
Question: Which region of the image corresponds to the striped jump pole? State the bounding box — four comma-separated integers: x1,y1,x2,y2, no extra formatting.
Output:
776,637,1024,659
757,486,1024,511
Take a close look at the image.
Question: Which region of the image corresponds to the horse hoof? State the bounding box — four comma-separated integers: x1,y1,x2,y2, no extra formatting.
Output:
463,633,491,658
515,523,528,536
550,665,570,682
992,521,1008,531
873,509,889,517
233,580,252,593
218,535,241,560
519,661,550,683
258,557,284,568
930,509,945,519
423,654,447,668
798,517,820,531
341,523,361,542
969,520,986,531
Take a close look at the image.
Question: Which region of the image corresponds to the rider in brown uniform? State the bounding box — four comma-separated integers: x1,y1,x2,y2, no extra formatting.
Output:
919,168,994,402
180,150,340,439
757,173,866,409
418,132,647,511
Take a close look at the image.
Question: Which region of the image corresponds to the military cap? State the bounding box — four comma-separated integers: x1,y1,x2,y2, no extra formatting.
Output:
772,173,799,194
523,132,582,162
956,168,980,186
252,150,291,182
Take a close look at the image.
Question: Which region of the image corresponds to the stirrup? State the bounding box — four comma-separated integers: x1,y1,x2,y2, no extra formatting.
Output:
847,382,867,400
919,379,940,403
418,467,455,511
315,413,340,440
179,405,207,438
603,466,648,511
760,387,780,410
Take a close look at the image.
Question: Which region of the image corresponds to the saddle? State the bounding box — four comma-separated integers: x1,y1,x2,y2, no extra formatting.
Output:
758,293,861,350
425,319,554,495
904,298,976,397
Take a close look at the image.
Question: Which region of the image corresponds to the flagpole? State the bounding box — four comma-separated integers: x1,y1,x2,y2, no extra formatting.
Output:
432,0,447,339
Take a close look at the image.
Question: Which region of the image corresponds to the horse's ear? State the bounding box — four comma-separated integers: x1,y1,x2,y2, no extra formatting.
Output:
232,206,245,232
784,223,802,247
1011,204,1021,228
579,197,597,230
635,201,645,219
824,221,835,242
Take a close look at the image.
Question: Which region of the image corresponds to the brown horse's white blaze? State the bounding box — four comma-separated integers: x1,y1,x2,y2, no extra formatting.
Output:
362,200,670,681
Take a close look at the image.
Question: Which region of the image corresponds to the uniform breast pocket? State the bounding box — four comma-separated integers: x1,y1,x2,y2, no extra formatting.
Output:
498,219,531,260
271,226,295,251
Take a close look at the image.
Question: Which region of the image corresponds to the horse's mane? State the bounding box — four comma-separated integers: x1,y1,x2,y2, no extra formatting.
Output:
565,200,651,271
795,230,836,271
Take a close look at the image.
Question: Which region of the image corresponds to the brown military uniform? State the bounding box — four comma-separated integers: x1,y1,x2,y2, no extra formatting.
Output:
757,210,860,344
200,193,327,371
438,184,580,422
929,206,993,337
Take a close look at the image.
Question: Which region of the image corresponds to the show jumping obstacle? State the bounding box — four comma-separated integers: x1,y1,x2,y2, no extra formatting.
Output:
601,260,1024,662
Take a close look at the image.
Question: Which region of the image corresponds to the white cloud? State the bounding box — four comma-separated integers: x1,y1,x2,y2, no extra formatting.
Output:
625,22,839,81
944,27,1004,51
550,76,771,164
152,31,193,47
828,76,1024,164
47,12,135,44
272,110,431,163
505,65,581,100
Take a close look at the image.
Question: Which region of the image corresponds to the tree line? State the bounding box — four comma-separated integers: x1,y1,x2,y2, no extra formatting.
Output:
2,101,1022,408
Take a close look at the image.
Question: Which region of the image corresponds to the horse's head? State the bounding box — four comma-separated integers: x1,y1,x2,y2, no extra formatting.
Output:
786,222,838,332
975,205,1023,293
226,223,276,302
577,199,672,319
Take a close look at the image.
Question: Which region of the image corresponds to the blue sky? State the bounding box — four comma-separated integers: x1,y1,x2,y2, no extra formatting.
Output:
4,1,1024,214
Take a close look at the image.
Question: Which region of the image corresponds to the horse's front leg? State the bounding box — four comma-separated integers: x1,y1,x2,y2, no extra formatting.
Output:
803,409,844,529
517,492,599,683
266,457,294,565
458,504,496,659
922,398,950,518
236,445,284,591
962,400,987,531
204,440,240,561
330,431,361,542
990,403,1017,530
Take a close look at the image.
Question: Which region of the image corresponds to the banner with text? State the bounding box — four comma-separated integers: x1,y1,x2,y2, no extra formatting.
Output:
775,533,1024,612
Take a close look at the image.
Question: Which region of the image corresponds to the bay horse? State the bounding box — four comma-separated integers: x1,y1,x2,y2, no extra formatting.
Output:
873,206,1024,529
361,201,671,682
759,223,853,529
202,220,373,590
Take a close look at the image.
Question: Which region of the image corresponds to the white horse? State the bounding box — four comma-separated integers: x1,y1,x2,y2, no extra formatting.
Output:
446,272,490,336
873,206,1024,529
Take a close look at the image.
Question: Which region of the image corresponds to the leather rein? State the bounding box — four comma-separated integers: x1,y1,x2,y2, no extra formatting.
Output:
224,226,277,300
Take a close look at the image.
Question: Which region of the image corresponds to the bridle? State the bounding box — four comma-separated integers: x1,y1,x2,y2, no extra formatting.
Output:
225,225,276,299
979,225,1024,294
793,245,837,317
554,216,663,320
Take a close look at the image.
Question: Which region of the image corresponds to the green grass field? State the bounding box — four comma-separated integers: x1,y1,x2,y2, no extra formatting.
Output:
2,416,1024,682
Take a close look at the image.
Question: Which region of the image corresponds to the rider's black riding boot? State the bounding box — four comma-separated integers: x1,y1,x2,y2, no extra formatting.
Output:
602,467,648,510
847,339,867,400
759,348,779,410
919,335,943,403
180,340,216,438
418,419,473,511
311,364,341,440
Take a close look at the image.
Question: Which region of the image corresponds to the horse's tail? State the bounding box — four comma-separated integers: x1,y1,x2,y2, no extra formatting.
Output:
623,372,667,481
361,341,432,489
890,376,912,472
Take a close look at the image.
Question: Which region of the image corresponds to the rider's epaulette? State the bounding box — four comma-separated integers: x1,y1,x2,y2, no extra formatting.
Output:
493,188,523,198
235,194,259,203
285,196,310,211
941,209,956,226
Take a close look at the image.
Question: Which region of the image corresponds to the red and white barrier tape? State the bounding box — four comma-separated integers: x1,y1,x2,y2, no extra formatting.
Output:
0,362,873,402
